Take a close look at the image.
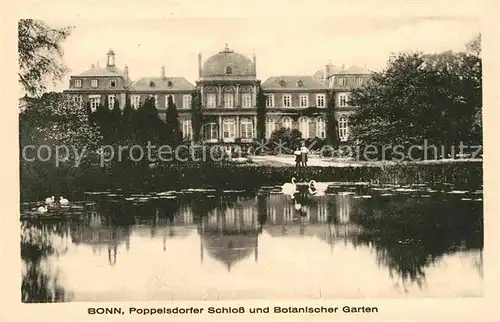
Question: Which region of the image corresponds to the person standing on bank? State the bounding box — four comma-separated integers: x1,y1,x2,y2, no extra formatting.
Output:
294,146,302,167
300,141,310,167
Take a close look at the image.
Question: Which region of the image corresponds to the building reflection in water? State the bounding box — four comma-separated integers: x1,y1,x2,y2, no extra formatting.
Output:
263,193,363,248
70,204,131,266
198,196,260,271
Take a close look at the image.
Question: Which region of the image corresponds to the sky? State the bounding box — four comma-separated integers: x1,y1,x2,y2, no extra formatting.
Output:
41,13,480,92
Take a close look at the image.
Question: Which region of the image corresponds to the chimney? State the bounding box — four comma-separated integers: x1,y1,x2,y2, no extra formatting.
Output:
341,64,345,71
252,50,257,75
91,64,95,68
198,53,202,78
124,65,129,82
324,64,331,83
161,65,166,79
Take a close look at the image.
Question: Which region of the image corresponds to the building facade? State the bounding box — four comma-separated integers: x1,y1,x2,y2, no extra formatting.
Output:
64,46,372,144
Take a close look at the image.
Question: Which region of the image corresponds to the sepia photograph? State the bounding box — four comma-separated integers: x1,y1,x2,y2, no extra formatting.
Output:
3,0,499,320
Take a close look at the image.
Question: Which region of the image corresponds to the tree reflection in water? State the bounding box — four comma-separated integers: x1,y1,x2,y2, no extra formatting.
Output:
20,188,483,300
353,195,483,291
21,219,72,302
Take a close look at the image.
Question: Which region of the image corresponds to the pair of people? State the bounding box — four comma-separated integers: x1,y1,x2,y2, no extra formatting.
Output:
294,142,310,167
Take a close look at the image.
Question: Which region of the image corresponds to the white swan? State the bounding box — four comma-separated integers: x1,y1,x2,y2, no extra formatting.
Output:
45,196,55,205
282,177,298,195
37,206,48,214
294,200,302,211
308,180,329,196
59,196,69,206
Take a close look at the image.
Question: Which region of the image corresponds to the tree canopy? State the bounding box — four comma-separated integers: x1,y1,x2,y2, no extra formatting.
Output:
348,35,482,159
18,19,73,97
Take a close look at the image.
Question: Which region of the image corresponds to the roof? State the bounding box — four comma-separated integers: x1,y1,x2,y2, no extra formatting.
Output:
261,75,327,90
202,235,257,269
128,77,195,91
76,66,126,78
313,64,372,79
201,46,255,80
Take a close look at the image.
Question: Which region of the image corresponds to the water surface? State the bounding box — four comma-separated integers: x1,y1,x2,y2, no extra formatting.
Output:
21,184,483,302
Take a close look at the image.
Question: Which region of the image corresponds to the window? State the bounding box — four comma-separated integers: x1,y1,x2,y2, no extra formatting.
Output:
316,118,326,139
356,77,363,86
240,118,254,139
226,66,232,74
74,79,82,88
108,95,116,109
166,95,175,107
182,119,192,139
297,80,303,87
182,95,192,109
91,79,99,88
223,93,234,108
339,93,348,107
299,94,308,107
223,118,236,140
281,117,292,129
299,117,310,138
338,116,349,141
72,95,83,107
149,81,155,88
167,81,173,87
265,94,275,107
131,95,140,109
89,95,101,112
279,80,286,87
110,79,116,88
282,94,291,107
241,93,252,108
207,94,216,108
338,77,347,86
154,95,158,108
203,122,218,140
316,94,326,107
266,119,276,139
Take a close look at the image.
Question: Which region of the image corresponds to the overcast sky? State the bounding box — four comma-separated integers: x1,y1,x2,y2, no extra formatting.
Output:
29,3,481,92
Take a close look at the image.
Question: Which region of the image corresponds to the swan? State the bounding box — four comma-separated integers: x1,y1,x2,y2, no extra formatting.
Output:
282,177,298,195
37,206,48,214
45,196,55,205
294,200,302,211
308,180,329,196
59,196,69,206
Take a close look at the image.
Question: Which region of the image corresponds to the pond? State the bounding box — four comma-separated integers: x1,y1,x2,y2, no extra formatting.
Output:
20,183,483,302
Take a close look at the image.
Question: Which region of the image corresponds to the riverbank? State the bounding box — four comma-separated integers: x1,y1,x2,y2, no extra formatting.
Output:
20,159,483,203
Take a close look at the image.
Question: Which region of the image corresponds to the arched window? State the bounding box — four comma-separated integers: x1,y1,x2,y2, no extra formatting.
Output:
316,117,326,139
182,119,192,140
355,77,363,86
226,66,232,74
338,77,347,86
223,118,236,140
338,116,349,141
240,118,254,139
281,117,292,130
298,116,310,139
266,118,276,139
203,122,218,141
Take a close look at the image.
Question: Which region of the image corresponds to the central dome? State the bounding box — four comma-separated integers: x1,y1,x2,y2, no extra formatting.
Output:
201,45,255,78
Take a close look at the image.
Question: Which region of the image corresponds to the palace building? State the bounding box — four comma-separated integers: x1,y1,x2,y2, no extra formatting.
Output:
64,46,372,143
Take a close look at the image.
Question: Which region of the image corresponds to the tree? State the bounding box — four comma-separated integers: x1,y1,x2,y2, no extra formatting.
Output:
136,97,163,145
349,46,482,160
191,90,203,143
268,128,302,153
256,89,267,142
110,99,122,142
122,95,137,143
18,19,73,97
165,95,182,146
326,90,339,147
